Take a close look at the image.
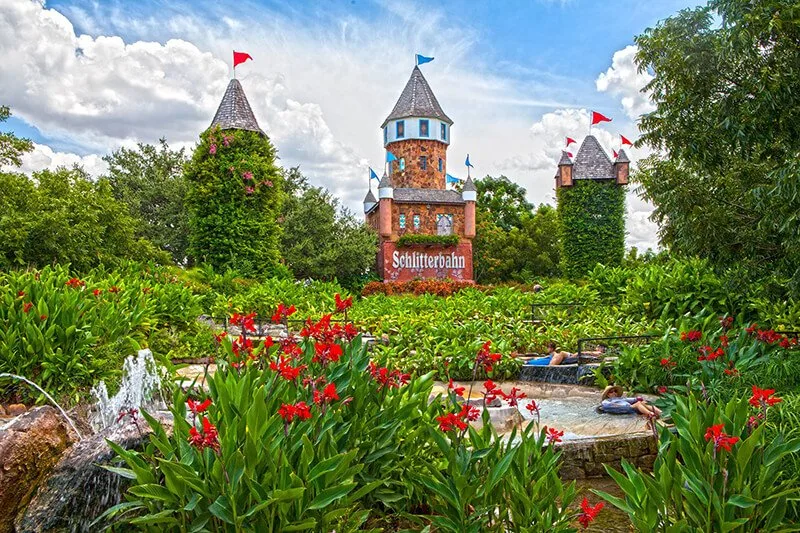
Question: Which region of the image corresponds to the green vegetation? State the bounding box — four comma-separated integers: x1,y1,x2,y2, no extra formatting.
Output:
396,233,460,247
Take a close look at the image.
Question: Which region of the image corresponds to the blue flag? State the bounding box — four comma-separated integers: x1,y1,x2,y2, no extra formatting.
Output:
386,151,398,163
446,174,461,184
369,168,380,181
416,54,434,66
465,154,474,168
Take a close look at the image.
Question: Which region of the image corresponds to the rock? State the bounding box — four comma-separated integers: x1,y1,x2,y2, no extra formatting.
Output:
16,412,174,533
0,406,77,533
7,403,26,416
0,405,6,417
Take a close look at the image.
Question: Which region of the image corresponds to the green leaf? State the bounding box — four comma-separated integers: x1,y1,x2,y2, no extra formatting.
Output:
307,483,356,510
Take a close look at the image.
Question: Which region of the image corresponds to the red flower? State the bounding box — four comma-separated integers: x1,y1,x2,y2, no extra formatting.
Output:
680,330,702,342
704,423,739,453
108,286,121,294
746,323,758,335
39,314,47,321
17,290,25,297
334,293,353,313
719,316,733,330
92,288,102,297
459,403,481,422
314,383,339,404
231,312,257,334
501,387,526,407
342,323,359,341
525,401,540,416
269,356,306,381
660,357,676,369
22,302,33,313
482,379,500,403
578,497,604,529
280,338,302,358
368,361,409,390
65,278,85,289
436,412,468,432
271,303,296,323
448,378,465,397
188,417,219,452
749,386,782,408
720,335,729,347
214,331,228,344
116,408,139,423
187,398,212,415
476,341,502,373
723,362,739,376
697,346,724,361
294,401,312,420
657,386,668,394
546,427,564,444
313,342,343,365
278,401,312,423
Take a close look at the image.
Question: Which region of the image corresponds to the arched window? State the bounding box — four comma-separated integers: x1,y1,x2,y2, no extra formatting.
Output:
441,123,447,141
399,158,405,171
396,120,405,139
419,119,429,137
420,156,427,170
438,158,443,172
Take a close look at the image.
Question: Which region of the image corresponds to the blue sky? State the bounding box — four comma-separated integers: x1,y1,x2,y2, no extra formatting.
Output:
0,0,704,249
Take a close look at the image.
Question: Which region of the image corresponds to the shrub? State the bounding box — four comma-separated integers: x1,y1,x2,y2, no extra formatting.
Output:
396,234,460,247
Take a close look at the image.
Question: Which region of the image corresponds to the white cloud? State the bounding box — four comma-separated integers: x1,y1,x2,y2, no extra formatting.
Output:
14,142,109,177
595,45,655,120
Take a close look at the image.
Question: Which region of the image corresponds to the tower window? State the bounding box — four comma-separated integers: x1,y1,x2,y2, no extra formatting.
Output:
420,156,427,170
437,214,453,236
383,127,388,145
396,120,405,139
419,119,429,137
413,215,421,229
441,123,447,141
399,158,405,171
438,158,443,172
399,214,406,229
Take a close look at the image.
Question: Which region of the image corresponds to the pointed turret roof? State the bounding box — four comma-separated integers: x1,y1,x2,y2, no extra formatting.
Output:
378,173,393,189
463,176,477,192
363,189,377,203
615,148,630,163
558,151,573,166
573,135,614,180
382,66,453,128
210,79,264,135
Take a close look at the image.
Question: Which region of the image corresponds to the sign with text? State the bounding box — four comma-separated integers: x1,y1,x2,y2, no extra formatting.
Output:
378,242,473,282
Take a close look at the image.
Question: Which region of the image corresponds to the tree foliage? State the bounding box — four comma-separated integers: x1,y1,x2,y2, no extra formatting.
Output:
0,106,33,167
472,176,561,283
279,168,377,288
185,127,285,278
0,168,167,271
104,139,189,264
557,180,625,278
634,0,800,292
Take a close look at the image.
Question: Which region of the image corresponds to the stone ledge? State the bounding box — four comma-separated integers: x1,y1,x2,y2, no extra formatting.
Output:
557,432,658,480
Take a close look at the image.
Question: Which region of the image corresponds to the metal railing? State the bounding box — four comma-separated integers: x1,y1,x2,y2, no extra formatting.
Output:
576,334,661,365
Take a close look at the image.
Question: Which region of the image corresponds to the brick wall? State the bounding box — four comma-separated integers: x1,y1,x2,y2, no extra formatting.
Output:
379,241,474,281
386,139,448,189
392,203,465,239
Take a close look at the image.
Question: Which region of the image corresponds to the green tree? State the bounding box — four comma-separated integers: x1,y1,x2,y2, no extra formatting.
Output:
634,0,800,291
0,106,33,167
104,140,189,264
185,127,285,278
474,175,534,231
0,168,167,270
280,168,377,288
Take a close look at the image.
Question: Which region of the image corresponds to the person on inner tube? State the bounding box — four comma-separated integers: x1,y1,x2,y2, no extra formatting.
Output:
601,385,661,417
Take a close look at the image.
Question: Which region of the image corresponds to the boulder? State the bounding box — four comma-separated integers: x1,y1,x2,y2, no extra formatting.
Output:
7,404,26,416
0,406,76,533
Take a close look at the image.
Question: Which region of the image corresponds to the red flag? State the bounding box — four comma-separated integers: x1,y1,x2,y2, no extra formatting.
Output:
233,51,253,68
567,152,573,158
566,137,576,147
591,111,612,125
621,134,633,146
613,150,619,159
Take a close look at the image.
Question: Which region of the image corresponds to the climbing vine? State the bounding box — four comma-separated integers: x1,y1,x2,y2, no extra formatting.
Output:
557,180,625,278
185,126,286,277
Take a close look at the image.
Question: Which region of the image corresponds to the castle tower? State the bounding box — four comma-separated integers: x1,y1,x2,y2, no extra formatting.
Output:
555,135,627,277
365,66,474,282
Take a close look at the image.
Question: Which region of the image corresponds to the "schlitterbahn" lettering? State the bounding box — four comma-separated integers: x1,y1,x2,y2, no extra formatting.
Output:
392,251,465,270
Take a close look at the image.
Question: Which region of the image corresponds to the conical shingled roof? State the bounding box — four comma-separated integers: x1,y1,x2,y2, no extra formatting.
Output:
615,148,630,163
573,135,614,180
558,151,573,166
463,176,477,192
378,173,393,189
210,79,264,135
363,189,377,203
382,66,453,128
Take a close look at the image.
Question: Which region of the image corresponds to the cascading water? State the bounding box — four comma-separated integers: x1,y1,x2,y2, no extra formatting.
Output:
91,349,164,430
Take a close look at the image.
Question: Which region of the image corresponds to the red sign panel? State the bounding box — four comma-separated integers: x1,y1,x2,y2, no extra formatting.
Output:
378,242,473,282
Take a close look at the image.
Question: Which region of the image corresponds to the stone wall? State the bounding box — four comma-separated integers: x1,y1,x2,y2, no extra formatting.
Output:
557,432,658,479
387,139,448,189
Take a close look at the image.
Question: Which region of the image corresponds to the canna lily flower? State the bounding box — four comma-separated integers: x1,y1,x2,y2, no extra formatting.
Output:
188,417,219,452
546,427,564,444
448,378,465,397
660,357,676,369
459,403,481,422
313,383,339,404
525,401,539,416
501,387,526,407
65,278,85,289
22,302,33,313
334,293,353,313
269,356,306,381
475,341,502,373
704,423,739,453
749,386,782,408
313,342,343,365
92,288,103,297
230,312,257,334
436,412,468,432
578,497,604,529
271,303,297,323
278,401,312,423
657,386,668,394
187,398,212,415
17,291,25,298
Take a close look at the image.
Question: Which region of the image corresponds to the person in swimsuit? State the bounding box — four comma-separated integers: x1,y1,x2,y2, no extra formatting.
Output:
601,385,661,417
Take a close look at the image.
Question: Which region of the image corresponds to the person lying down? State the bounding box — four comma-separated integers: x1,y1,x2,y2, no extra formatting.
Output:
525,342,605,366
600,385,661,417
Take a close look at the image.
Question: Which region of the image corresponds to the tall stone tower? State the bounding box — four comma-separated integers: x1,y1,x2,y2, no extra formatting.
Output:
364,66,475,282
555,135,628,277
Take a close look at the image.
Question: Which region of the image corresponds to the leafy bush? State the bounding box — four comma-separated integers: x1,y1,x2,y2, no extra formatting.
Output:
396,234,460,247
361,279,481,297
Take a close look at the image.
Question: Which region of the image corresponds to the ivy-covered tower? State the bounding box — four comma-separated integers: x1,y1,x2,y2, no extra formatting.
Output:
364,66,475,281
555,135,628,278
185,79,284,277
